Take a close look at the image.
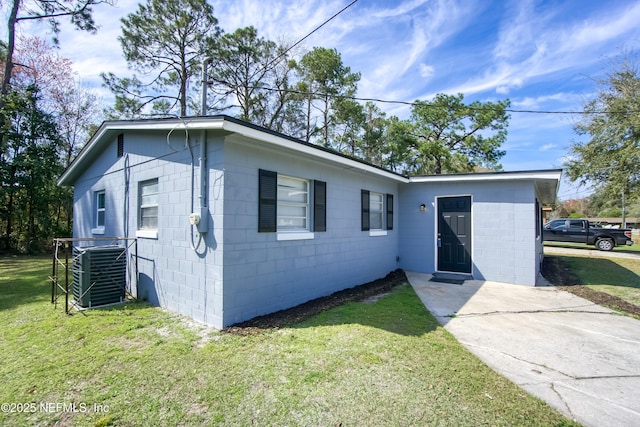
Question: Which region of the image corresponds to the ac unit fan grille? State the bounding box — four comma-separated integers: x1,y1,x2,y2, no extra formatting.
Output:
72,246,126,308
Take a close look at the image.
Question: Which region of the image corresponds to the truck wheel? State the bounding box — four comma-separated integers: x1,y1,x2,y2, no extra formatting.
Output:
596,238,614,251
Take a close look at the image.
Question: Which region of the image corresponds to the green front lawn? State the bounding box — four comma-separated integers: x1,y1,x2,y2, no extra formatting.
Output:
559,255,640,306
0,256,574,426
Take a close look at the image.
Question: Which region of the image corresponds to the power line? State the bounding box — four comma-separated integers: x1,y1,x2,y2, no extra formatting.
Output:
557,187,596,199
215,81,639,116
207,0,636,117
206,0,640,116
266,0,359,70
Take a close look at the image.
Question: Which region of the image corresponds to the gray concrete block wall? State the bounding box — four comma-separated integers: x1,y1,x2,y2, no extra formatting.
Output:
70,123,549,330
474,188,537,285
220,137,400,326
71,131,227,329
72,138,129,240
399,180,539,286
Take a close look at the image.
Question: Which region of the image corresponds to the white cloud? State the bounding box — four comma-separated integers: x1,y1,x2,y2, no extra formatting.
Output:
428,0,640,100
357,0,478,99
419,64,434,78
562,2,640,51
369,0,431,19
514,94,565,108
492,0,541,61
5,0,640,176
218,0,348,46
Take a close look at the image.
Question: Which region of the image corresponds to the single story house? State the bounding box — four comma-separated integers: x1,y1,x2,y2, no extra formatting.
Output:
58,115,561,329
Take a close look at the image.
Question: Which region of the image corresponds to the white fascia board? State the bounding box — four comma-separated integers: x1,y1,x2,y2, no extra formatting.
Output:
222,121,408,183
57,118,227,186
408,170,562,183
59,117,407,186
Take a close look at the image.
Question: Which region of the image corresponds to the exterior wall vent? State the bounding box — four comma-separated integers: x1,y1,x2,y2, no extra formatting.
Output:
117,134,124,158
72,246,126,308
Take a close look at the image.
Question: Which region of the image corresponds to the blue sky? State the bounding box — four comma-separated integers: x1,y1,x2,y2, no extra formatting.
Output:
17,0,640,198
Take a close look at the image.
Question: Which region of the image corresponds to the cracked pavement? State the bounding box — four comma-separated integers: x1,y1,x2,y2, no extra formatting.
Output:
407,272,640,427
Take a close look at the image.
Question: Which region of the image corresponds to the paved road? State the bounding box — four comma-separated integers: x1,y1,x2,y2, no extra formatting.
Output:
408,272,640,427
544,245,640,260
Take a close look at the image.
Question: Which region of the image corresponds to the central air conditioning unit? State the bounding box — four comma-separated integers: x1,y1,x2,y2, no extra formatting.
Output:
72,245,127,308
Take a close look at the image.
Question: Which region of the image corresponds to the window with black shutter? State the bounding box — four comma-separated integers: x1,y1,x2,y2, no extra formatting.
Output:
259,170,326,234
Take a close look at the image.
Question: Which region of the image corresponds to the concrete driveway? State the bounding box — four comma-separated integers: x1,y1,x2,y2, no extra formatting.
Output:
407,272,640,427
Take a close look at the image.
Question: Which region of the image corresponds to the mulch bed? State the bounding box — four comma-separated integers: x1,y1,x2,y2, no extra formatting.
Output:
541,256,640,318
224,269,407,335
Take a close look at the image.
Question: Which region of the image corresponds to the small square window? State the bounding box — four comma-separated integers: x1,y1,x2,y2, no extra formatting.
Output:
361,190,392,233
95,191,105,228
92,190,106,234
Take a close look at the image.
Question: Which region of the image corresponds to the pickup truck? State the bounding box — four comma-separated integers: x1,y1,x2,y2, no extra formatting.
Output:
543,219,634,251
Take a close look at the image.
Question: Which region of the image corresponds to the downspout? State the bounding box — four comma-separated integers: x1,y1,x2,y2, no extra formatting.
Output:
198,57,210,234
197,129,208,234
123,153,130,238
199,58,211,324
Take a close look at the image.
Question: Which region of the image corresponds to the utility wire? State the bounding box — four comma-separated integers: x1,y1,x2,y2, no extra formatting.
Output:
557,188,595,199
212,79,639,116
265,0,360,70
206,0,634,116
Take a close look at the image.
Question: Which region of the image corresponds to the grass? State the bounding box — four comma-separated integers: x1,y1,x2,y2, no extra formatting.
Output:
0,256,575,426
557,254,640,306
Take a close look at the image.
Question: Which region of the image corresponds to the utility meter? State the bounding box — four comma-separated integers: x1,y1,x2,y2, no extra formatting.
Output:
188,213,201,226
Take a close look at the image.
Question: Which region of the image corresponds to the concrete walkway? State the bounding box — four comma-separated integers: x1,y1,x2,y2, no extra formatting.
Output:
407,272,640,427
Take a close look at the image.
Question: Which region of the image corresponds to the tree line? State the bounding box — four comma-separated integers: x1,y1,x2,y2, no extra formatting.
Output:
1,0,106,253
102,0,511,176
1,0,637,252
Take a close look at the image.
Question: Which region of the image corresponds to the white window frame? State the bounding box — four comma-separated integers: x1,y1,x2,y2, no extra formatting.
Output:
91,190,106,234
369,191,384,231
277,174,310,233
137,179,159,238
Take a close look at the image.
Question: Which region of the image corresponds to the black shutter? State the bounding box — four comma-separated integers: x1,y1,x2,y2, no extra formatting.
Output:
313,180,326,232
386,194,394,230
361,190,370,231
258,169,277,232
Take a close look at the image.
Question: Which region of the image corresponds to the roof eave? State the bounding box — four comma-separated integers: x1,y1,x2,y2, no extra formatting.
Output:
408,169,562,183
58,117,233,186
57,116,408,186
409,169,562,204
